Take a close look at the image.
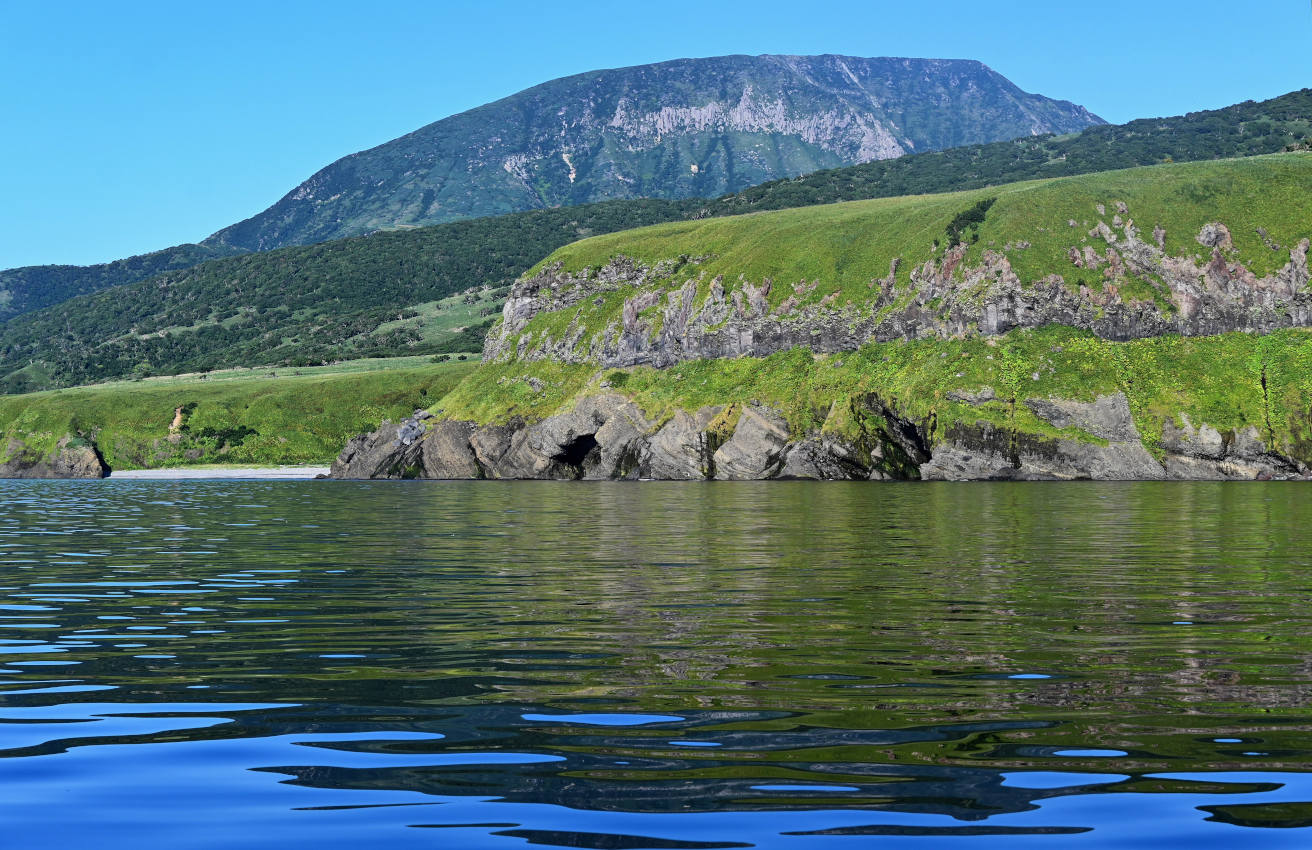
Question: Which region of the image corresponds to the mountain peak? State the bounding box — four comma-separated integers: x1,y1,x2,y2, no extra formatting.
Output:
205,54,1102,252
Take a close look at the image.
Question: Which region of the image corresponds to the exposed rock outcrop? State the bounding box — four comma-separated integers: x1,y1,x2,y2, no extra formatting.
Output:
332,391,1310,483
1159,413,1299,480
0,436,109,479
922,393,1165,481
484,219,1312,370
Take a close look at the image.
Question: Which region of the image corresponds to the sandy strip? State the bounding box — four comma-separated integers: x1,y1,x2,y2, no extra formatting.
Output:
109,466,331,480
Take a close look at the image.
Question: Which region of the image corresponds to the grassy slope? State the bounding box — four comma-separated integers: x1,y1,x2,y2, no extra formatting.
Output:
527,154,1312,333
0,361,475,470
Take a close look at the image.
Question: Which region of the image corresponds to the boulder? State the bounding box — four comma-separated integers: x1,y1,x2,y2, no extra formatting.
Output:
330,421,424,479
777,435,873,480
1159,415,1299,480
420,420,482,479
0,436,109,479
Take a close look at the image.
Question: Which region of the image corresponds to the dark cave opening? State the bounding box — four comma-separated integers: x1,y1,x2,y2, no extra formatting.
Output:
553,433,599,468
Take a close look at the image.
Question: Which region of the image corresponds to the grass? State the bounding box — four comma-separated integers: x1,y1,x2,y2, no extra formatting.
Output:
371,286,503,346
71,353,480,391
0,361,476,470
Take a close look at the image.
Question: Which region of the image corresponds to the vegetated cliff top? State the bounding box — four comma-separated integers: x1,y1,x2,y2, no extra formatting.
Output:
202,54,1102,252
494,153,1312,357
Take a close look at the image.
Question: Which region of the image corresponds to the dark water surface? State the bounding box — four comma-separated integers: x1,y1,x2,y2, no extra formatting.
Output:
2,480,1312,848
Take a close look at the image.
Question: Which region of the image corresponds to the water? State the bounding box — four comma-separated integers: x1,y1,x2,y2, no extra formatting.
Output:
2,480,1311,848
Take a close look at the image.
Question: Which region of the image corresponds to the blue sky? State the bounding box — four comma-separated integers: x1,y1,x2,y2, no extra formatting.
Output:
2,0,1309,269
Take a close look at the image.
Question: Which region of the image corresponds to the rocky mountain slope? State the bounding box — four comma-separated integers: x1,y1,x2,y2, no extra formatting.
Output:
333,154,1312,482
204,54,1101,251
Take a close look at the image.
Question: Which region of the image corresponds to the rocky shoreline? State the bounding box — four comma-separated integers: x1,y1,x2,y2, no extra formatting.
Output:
329,391,1309,482
0,436,108,479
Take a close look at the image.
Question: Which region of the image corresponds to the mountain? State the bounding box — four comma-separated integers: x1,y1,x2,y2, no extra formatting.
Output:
203,54,1102,251
0,243,242,323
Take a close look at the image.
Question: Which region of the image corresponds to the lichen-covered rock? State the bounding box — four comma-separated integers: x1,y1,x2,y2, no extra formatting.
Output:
0,436,109,479
483,227,1312,371
330,421,425,479
1159,415,1300,479
778,435,877,480
922,395,1166,481
330,392,1309,483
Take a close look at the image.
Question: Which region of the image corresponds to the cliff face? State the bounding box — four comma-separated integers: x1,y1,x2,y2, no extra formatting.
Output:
484,220,1312,368
205,55,1100,251
0,436,109,479
330,392,1308,483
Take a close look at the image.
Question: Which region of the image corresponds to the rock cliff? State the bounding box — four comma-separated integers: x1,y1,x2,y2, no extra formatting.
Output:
484,218,1312,369
331,392,1309,482
0,436,109,479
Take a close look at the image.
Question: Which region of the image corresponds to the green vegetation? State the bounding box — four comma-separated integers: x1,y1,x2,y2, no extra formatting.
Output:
519,155,1312,344
0,200,694,393
0,360,475,470
0,242,242,322
438,327,1312,465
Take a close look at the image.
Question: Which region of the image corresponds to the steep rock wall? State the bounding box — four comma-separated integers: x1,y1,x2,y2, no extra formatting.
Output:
331,393,1309,482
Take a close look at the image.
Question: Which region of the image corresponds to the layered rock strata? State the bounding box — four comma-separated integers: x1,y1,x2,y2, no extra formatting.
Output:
331,393,1308,482
484,219,1312,369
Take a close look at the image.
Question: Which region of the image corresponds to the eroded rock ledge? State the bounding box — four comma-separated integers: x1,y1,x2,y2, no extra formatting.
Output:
484,217,1312,369
0,436,110,479
331,393,1308,482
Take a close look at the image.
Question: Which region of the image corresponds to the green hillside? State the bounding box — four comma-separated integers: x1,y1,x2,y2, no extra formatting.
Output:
0,242,244,323
0,200,696,393
511,153,1312,344
0,360,475,471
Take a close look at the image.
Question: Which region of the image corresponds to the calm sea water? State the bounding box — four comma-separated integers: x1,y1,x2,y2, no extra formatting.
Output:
2,480,1311,848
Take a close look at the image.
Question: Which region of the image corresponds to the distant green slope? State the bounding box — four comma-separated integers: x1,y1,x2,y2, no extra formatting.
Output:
0,360,475,470
0,243,243,322
0,200,696,393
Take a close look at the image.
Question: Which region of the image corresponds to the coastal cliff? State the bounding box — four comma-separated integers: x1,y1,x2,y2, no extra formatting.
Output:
0,436,108,479
333,155,1312,483
331,389,1308,482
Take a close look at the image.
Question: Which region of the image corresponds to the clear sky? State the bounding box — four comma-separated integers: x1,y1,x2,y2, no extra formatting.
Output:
2,0,1309,269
